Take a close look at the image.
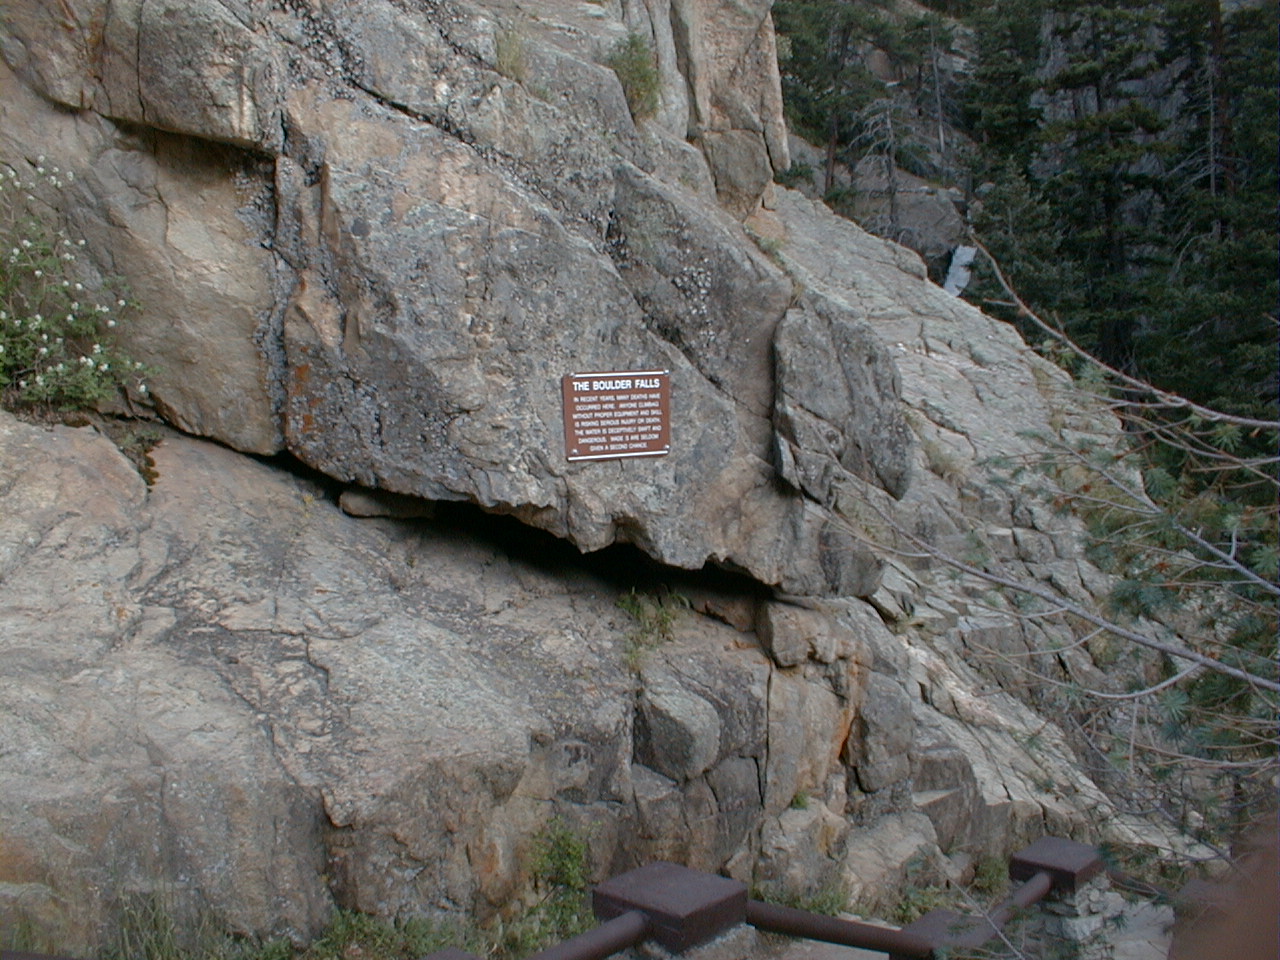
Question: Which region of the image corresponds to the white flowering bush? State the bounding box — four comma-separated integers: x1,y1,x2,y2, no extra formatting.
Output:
0,159,144,409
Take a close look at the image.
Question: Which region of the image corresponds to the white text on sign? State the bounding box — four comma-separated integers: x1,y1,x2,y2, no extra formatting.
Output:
562,370,671,461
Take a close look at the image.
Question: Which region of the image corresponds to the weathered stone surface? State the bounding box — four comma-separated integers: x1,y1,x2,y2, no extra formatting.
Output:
0,413,892,950
756,802,850,901
0,0,1200,950
700,128,775,220
839,812,946,912
848,672,917,793
0,63,281,454
774,297,914,503
705,757,763,865
0,413,640,944
636,670,723,781
0,0,1100,608
669,0,789,194
758,601,833,667
608,163,791,424
764,667,859,816
0,0,850,594
0,415,328,946
1,0,282,150
620,922,767,960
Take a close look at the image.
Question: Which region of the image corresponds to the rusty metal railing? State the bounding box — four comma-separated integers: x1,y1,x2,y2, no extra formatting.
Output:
522,909,649,960
0,837,1104,960
424,835,1105,960
744,898,935,957
744,866,1060,959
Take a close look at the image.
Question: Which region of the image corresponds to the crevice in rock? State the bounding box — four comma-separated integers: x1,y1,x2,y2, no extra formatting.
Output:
425,498,768,601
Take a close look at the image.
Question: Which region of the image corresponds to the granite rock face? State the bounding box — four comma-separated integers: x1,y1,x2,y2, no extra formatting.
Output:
0,0,844,595
0,409,1163,950
0,0,1180,952
0,413,862,946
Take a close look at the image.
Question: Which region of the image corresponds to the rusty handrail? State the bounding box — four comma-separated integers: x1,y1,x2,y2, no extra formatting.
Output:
522,908,649,960
888,868,1062,958
745,899,934,958
22,838,1103,960
989,869,1054,928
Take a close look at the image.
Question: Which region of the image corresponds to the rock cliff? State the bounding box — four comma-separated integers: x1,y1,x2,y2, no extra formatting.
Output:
0,0,1171,951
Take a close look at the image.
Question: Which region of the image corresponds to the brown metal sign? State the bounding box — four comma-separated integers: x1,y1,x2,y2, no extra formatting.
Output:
562,370,671,461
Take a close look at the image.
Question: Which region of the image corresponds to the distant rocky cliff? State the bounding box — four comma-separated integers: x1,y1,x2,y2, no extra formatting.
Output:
1,0,1172,951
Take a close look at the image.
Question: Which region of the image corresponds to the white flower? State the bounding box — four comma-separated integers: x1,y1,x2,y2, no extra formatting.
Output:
74,282,83,291
19,239,31,249
33,269,42,278
38,346,48,356
138,383,148,394
106,319,116,328
116,299,126,307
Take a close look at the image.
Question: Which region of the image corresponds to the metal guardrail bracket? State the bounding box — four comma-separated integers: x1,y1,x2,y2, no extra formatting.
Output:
1009,837,1104,894
593,861,747,953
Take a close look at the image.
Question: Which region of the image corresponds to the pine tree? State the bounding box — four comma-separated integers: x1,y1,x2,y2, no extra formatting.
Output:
774,0,899,192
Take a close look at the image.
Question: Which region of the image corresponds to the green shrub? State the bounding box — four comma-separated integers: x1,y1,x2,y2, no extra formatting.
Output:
774,162,814,188
606,32,660,120
495,818,594,956
752,879,849,917
305,910,465,960
0,159,143,410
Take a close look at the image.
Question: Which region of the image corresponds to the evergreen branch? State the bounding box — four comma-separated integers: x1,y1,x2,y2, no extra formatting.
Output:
969,235,1280,431
861,516,1280,694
